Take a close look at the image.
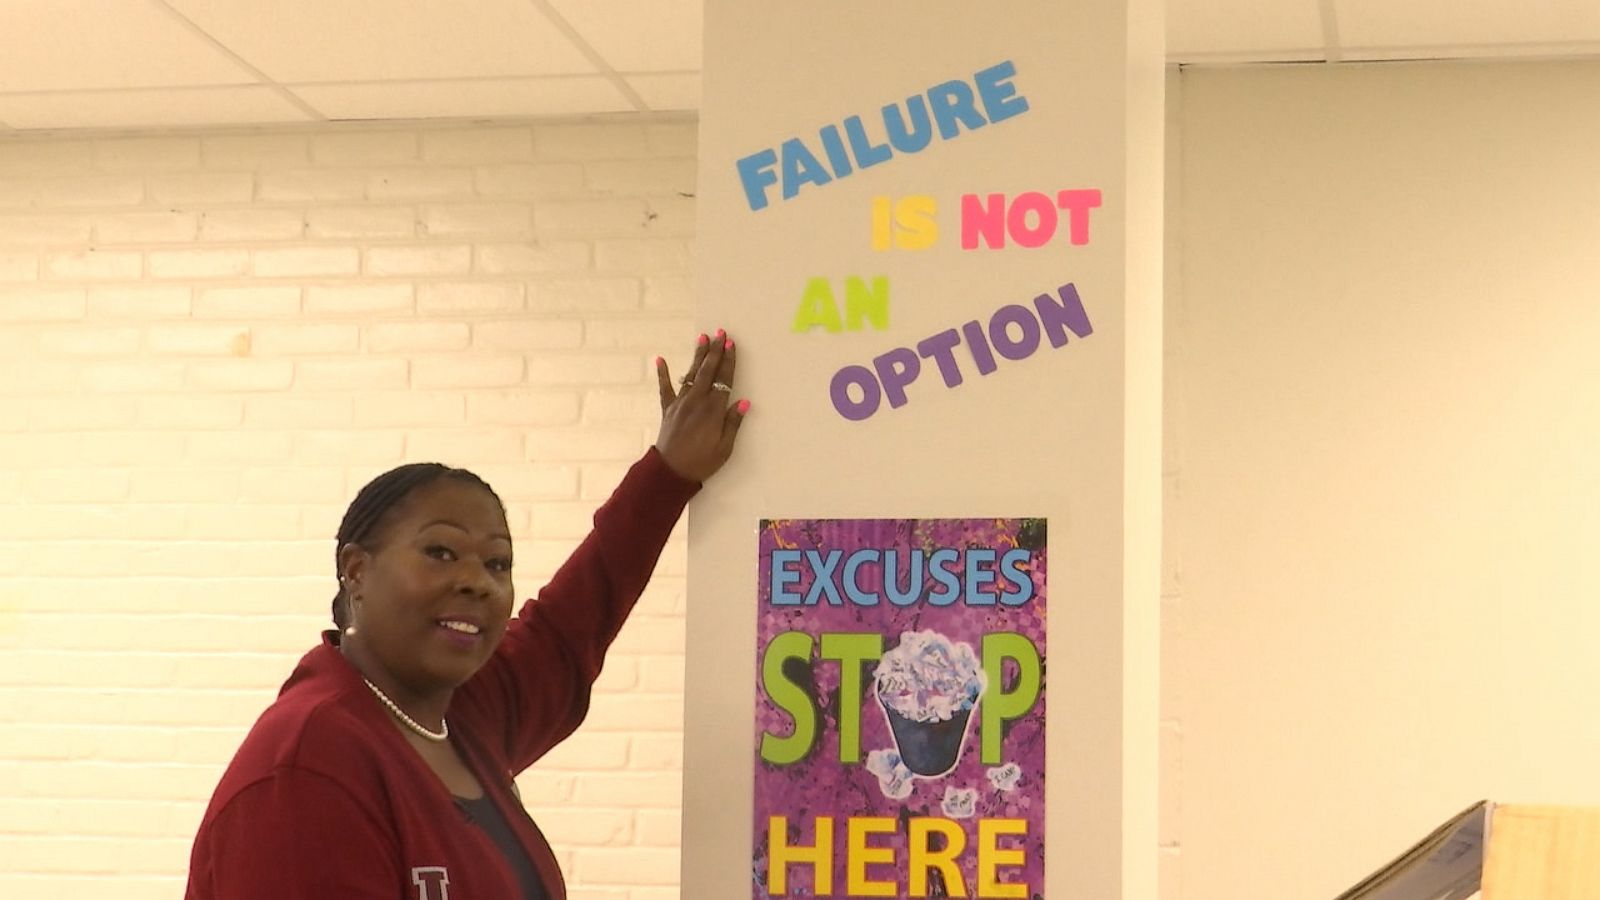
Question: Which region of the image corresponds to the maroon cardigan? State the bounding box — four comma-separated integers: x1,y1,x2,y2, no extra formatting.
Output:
186,449,699,900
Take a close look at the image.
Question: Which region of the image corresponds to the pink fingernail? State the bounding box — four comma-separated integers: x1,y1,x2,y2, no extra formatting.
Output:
724,339,733,350
653,355,664,367
697,334,708,346
736,399,751,414
715,328,726,338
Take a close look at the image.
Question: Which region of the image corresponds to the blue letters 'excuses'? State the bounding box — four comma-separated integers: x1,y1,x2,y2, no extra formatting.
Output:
769,547,1034,607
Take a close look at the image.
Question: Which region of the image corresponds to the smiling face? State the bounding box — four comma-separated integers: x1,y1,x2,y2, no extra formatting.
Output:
340,476,515,696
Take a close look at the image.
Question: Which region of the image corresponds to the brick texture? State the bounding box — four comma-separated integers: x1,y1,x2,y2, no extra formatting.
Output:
0,119,699,900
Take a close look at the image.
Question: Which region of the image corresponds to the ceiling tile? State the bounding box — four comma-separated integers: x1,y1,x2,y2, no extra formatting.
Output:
0,1,1593,131
1337,0,1600,50
1167,0,1326,59
164,0,594,81
547,0,701,72
627,74,701,111
291,78,634,121
0,0,256,92
0,86,312,131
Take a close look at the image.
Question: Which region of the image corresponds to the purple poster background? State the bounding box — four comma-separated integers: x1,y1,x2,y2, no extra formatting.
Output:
753,518,1047,899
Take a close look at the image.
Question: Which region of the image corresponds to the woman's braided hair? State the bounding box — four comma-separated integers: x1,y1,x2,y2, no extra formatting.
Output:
332,463,506,629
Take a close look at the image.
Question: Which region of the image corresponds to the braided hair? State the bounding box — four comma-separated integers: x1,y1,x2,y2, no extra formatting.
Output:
331,463,506,630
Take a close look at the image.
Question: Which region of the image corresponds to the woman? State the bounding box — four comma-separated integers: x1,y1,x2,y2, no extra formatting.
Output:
186,333,747,900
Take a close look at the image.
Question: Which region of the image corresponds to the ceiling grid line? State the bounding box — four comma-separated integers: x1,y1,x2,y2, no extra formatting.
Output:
524,0,651,112
1338,40,1600,62
148,0,327,122
285,72,675,91
0,82,296,100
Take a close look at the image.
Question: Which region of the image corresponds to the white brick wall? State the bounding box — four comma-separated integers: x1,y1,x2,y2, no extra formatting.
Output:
0,120,699,900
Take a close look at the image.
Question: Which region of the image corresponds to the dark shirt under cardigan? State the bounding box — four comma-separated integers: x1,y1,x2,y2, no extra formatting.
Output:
455,793,547,900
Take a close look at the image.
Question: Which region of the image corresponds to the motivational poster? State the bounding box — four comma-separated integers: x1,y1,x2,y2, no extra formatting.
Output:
753,518,1047,898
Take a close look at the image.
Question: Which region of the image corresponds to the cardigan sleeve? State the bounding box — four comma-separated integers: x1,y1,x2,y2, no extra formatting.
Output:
186,768,400,900
450,446,700,773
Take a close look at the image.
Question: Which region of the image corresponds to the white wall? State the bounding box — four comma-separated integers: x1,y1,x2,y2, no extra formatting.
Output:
0,120,697,900
1168,59,1600,899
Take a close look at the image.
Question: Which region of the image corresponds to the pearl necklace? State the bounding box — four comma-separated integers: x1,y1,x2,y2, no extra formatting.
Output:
363,678,449,743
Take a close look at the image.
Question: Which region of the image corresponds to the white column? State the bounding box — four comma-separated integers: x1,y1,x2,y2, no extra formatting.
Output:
686,3,1164,896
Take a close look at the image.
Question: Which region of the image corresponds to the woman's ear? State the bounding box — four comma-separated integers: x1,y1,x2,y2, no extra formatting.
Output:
337,542,370,590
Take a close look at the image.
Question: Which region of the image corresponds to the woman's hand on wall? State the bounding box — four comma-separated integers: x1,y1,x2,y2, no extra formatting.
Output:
653,329,749,482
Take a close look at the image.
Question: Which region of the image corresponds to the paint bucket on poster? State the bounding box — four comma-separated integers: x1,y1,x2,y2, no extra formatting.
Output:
873,630,987,778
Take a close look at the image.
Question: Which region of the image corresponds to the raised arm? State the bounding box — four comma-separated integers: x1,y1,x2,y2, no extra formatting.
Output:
453,332,748,769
